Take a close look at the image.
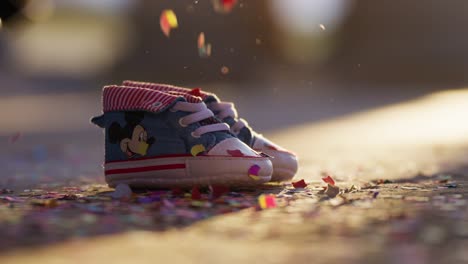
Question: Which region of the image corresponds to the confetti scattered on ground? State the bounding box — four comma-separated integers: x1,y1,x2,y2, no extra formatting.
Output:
258,194,276,209
292,179,307,188
160,9,178,37
322,175,336,186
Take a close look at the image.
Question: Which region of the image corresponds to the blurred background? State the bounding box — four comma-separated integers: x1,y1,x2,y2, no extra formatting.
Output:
1,0,468,188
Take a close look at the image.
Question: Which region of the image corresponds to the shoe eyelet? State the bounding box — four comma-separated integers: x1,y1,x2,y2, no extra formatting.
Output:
191,131,201,138
178,118,188,127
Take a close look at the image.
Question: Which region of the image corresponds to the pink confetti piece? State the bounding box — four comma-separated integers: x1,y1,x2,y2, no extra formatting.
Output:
322,175,336,186
212,0,238,13
160,9,178,37
292,179,308,188
258,194,276,209
248,164,261,180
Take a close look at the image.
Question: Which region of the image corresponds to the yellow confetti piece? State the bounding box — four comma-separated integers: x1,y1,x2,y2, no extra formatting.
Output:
191,144,205,156
258,194,276,209
160,9,178,37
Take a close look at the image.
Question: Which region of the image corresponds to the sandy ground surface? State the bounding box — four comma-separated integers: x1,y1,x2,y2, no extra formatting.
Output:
0,86,468,263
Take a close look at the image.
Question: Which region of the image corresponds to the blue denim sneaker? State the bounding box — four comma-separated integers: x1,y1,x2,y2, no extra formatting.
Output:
122,81,299,182
91,85,272,188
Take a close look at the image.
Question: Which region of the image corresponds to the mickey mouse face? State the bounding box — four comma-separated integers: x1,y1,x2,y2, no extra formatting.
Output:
108,112,155,158
120,125,153,156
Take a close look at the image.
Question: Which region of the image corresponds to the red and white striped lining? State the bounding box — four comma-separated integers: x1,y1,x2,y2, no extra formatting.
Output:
102,85,182,113
122,80,214,101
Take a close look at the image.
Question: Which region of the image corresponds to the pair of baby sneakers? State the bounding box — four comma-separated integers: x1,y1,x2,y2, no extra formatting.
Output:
91,81,298,188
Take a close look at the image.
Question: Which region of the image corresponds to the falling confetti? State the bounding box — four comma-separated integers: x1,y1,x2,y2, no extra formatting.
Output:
212,0,238,14
258,194,276,209
0,18,2,30
160,9,178,37
221,66,230,75
292,179,308,189
248,164,261,180
191,144,205,156
319,24,326,30
198,32,212,58
322,175,336,186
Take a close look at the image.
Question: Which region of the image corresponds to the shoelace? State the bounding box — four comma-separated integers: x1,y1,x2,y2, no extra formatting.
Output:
172,101,230,138
208,102,247,135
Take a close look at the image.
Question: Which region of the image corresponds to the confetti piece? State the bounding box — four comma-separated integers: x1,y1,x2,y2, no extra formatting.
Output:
325,184,340,198
9,132,21,143
227,149,245,157
221,66,230,75
160,9,178,37
292,179,308,189
373,191,380,199
191,186,201,200
258,194,276,209
198,32,212,58
212,0,238,14
110,184,132,199
248,164,261,180
209,185,229,199
322,175,336,186
191,144,205,156
171,188,183,196
319,24,326,30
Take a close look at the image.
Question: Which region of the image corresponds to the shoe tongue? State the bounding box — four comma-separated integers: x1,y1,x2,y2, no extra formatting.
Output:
222,116,254,147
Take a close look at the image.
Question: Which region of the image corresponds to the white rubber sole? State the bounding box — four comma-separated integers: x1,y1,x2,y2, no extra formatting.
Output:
104,155,273,188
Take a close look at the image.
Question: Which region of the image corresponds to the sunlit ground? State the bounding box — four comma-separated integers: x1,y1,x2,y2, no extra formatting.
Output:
1,87,468,263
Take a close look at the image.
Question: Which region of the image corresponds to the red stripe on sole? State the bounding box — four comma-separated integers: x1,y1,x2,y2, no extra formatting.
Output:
106,163,186,175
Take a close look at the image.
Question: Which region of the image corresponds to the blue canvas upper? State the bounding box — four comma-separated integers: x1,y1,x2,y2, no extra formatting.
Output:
91,97,234,162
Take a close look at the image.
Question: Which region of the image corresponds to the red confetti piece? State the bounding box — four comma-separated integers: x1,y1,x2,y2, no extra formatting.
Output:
258,194,276,209
322,175,336,186
292,179,307,188
171,188,183,196
227,149,245,157
191,186,201,200
213,0,238,13
209,185,229,199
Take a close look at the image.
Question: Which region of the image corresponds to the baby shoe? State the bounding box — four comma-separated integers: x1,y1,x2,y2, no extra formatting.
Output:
122,81,298,182
91,85,273,188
